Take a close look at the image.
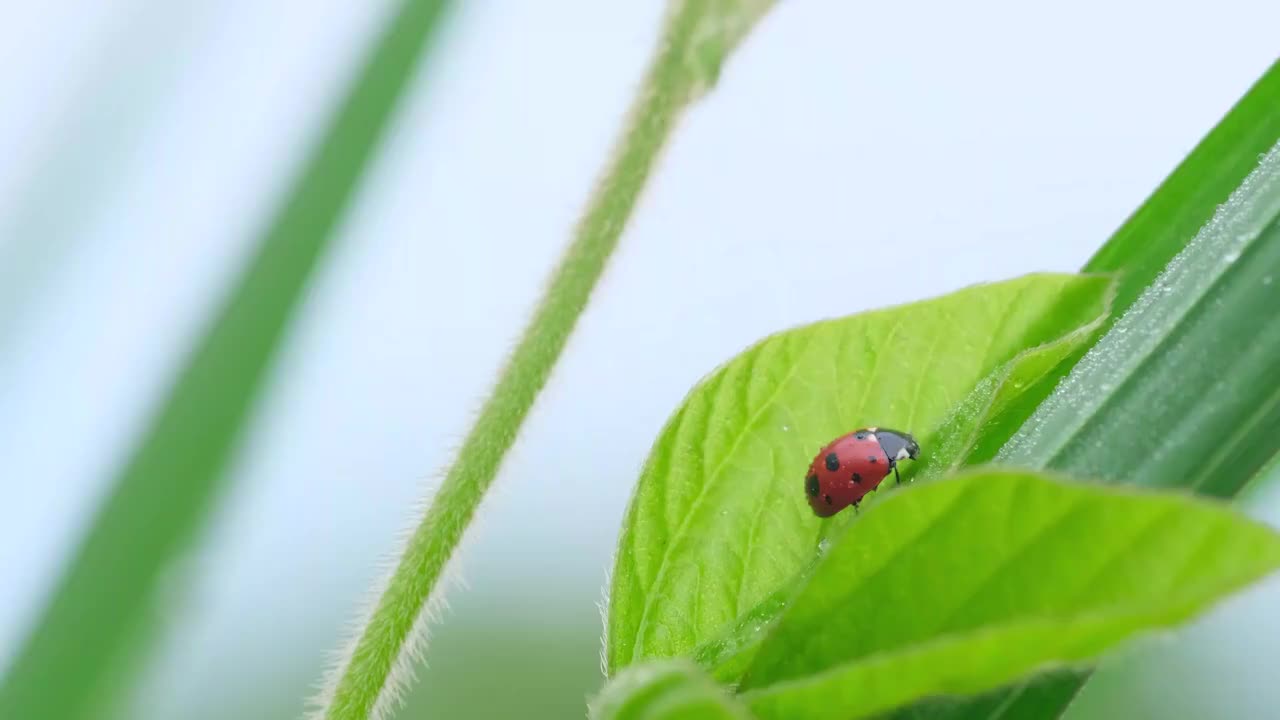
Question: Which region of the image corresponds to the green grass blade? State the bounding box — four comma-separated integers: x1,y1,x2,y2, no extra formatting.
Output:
737,470,1280,720
1084,59,1280,320
0,2,453,718
312,3,778,719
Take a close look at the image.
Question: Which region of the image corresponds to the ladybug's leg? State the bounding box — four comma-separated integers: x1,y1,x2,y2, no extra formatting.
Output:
891,460,902,485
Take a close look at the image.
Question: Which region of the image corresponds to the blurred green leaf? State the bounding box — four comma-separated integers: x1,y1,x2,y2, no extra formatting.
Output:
607,274,1113,673
591,661,755,720
1085,59,1280,321
0,2,453,718
735,469,1280,720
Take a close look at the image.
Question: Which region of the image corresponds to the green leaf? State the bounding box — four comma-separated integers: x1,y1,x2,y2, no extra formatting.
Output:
314,2,780,719
0,3,454,719
690,290,1112,686
735,469,1280,720
590,661,755,720
606,273,1113,673
1084,59,1280,322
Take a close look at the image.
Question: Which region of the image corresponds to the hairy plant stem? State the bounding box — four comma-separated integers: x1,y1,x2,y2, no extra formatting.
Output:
316,2,777,718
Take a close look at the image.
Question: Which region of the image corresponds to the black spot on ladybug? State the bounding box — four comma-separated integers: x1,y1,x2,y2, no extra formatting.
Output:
824,494,833,505
855,431,867,440
806,475,819,497
825,453,840,471
852,472,862,485
868,455,878,464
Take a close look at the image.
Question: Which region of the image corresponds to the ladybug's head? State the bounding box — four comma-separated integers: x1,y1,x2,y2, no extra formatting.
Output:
902,435,920,460
875,428,920,462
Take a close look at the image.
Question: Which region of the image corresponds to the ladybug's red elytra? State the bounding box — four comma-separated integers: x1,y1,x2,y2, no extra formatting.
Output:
804,427,920,517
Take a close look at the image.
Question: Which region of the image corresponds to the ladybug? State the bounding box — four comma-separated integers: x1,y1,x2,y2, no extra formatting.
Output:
804,427,920,517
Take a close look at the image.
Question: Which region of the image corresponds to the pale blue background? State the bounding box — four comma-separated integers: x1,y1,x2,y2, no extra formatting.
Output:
1,1,1278,717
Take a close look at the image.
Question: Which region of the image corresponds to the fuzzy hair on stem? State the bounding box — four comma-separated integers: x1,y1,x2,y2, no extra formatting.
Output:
311,2,777,719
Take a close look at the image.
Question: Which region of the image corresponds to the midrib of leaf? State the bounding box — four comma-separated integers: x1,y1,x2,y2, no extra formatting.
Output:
0,2,453,718
315,2,779,719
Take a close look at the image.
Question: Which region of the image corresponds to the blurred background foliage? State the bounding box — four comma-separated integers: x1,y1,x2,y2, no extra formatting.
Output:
1,1,1278,718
